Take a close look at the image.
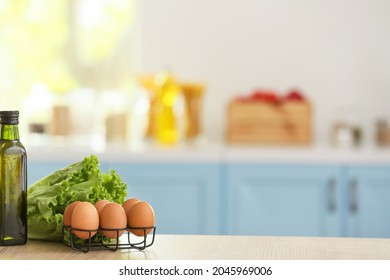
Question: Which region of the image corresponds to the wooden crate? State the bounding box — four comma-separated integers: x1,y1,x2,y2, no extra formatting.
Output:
226,101,312,145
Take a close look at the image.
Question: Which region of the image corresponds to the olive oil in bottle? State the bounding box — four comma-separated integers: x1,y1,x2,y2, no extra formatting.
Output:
0,111,27,246
153,70,182,145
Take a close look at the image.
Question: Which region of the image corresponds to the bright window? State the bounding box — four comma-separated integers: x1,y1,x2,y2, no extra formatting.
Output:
0,0,135,109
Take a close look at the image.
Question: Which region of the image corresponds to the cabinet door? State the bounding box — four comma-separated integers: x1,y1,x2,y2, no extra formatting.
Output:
345,166,390,238
106,162,220,235
28,161,110,187
225,164,342,236
28,162,74,186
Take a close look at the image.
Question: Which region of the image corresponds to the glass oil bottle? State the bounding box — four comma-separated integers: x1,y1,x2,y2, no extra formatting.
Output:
0,111,27,246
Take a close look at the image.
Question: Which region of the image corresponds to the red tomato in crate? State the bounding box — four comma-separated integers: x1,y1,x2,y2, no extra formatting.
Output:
250,90,280,104
284,89,305,101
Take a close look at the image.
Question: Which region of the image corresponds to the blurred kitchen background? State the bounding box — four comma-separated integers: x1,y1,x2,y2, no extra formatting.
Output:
2,0,390,149
2,0,390,238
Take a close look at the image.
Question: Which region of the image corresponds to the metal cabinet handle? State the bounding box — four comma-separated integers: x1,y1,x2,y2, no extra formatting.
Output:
327,178,336,213
349,178,358,214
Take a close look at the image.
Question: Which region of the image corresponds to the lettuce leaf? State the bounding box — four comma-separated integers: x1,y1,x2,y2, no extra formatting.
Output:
27,154,128,241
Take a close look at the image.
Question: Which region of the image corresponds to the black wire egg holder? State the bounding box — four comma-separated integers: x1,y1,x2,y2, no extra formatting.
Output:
62,225,156,253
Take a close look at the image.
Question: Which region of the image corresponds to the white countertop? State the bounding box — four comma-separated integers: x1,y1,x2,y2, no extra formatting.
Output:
26,142,390,165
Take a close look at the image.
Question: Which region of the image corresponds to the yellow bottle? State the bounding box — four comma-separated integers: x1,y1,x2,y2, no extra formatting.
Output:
181,83,205,140
153,70,181,145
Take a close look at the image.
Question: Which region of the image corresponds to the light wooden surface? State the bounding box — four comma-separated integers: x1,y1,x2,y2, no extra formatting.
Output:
227,101,311,145
1,235,390,260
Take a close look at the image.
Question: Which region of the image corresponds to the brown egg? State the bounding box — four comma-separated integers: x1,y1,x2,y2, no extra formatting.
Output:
71,201,99,239
94,199,111,215
126,201,155,236
99,202,127,239
63,201,81,229
122,197,139,214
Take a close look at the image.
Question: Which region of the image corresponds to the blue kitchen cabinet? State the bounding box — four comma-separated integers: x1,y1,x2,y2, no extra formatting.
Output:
343,165,390,238
28,162,74,186
105,162,221,235
28,160,110,187
225,164,343,237
28,158,390,238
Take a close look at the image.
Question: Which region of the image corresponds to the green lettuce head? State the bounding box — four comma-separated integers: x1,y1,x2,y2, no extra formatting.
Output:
27,155,127,241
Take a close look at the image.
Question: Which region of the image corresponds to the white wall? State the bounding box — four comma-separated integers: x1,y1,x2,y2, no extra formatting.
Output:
133,0,390,145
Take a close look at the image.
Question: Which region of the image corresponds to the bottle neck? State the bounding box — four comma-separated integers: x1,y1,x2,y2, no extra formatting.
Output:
1,124,20,140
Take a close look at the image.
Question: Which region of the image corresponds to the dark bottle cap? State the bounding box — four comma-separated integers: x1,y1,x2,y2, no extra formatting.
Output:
0,111,19,124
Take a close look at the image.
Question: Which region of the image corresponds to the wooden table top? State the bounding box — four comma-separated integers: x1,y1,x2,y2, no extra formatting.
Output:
1,234,390,260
